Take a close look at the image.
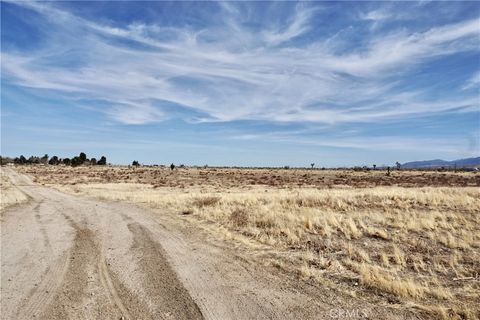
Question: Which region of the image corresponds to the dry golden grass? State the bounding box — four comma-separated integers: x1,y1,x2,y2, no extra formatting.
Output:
0,168,28,211
15,165,480,319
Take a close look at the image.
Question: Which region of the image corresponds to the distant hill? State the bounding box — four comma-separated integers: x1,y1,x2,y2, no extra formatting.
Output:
402,157,480,169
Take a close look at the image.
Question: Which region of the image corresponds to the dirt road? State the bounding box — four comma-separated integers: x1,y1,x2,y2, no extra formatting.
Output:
1,168,410,320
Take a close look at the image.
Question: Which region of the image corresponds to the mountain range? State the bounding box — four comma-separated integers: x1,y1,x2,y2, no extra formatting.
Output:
401,157,480,169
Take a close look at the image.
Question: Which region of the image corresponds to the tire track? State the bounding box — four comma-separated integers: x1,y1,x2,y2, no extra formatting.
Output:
39,216,95,319
127,222,204,320
15,203,68,320
15,252,70,320
41,212,148,319
98,246,132,319
33,201,51,250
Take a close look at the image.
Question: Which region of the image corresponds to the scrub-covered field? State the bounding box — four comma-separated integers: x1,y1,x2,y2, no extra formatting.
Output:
16,165,480,319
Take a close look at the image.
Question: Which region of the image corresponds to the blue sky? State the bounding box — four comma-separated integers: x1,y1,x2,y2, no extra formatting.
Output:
1,1,479,167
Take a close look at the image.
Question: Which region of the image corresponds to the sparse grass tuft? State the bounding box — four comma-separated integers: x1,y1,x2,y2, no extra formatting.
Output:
356,263,426,299
230,208,249,227
191,196,221,208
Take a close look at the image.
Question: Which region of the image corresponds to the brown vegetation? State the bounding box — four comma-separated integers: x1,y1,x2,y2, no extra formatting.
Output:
17,165,480,188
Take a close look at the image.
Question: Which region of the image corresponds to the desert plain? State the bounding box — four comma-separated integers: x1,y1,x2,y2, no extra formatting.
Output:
1,165,479,319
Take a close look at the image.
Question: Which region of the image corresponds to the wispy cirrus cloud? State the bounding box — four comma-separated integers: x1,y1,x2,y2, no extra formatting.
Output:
232,132,471,155
262,5,318,46
462,71,480,90
1,1,479,128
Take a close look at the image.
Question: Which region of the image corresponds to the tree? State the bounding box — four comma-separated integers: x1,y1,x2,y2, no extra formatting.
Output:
0,156,13,165
48,156,59,165
28,156,40,164
310,163,315,169
396,162,401,170
71,157,81,167
90,158,97,165
132,160,140,167
373,164,376,170
170,163,175,170
19,155,27,164
97,156,107,165
63,158,71,165
79,152,87,165
40,154,49,165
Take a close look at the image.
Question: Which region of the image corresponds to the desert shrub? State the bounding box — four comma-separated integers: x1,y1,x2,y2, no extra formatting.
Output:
192,196,221,208
230,208,249,227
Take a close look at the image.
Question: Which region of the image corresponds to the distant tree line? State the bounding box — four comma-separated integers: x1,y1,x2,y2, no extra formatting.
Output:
1,153,107,167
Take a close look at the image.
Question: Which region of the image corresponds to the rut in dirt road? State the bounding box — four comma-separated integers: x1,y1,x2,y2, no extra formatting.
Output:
128,222,204,319
40,214,132,320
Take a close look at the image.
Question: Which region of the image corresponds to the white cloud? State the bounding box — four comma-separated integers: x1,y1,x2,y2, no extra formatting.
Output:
360,9,391,22
232,131,472,155
462,71,480,90
321,19,480,77
106,102,166,125
2,1,479,126
262,5,316,46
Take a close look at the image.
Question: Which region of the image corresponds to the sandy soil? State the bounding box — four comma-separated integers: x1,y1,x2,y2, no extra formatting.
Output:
1,168,415,319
